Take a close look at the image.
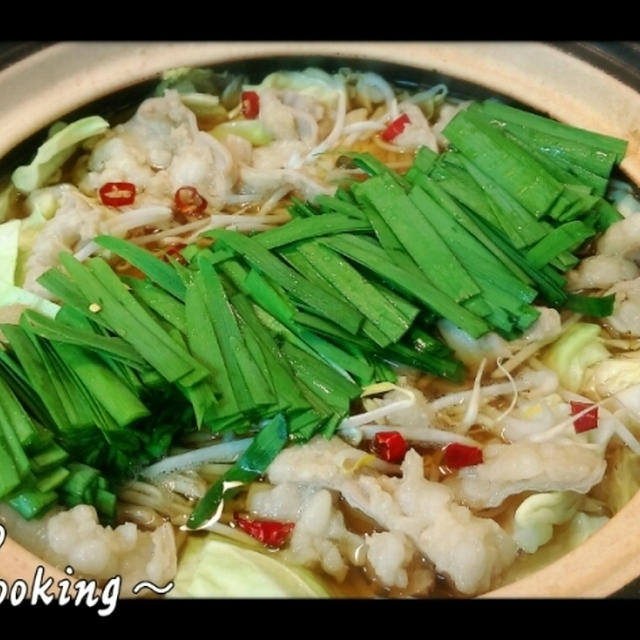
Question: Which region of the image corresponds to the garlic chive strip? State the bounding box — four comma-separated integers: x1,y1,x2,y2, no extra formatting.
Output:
21,308,146,369
57,253,206,386
208,229,364,335
94,235,186,301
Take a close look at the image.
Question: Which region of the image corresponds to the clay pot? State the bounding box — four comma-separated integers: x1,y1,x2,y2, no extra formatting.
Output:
1,42,639,598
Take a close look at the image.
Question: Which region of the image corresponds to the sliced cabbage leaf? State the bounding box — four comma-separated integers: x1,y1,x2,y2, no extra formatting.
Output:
169,533,330,598
565,512,609,548
12,116,109,194
0,215,59,318
613,384,640,422
13,186,67,287
583,355,640,420
590,445,640,514
155,67,218,94
500,509,609,585
0,286,59,318
542,322,610,392
210,120,273,147
178,93,227,121
256,69,341,107
583,357,640,397
0,178,17,223
0,219,21,288
338,69,396,113
155,68,246,110
513,491,582,553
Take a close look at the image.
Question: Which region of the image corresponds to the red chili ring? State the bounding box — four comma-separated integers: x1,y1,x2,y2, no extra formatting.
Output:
174,186,208,217
99,182,136,207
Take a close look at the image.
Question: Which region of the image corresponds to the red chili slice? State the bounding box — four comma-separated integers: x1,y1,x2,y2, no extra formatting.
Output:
234,513,294,548
173,186,208,217
381,113,411,142
570,401,599,434
372,430,407,463
99,182,136,207
241,91,260,119
443,442,483,469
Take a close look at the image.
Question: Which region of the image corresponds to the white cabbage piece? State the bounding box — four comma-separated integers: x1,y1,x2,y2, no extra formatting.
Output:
177,92,227,121
591,445,640,515
0,219,21,288
211,120,273,147
169,533,329,598
583,357,640,398
0,214,59,318
155,67,233,96
512,492,582,553
17,184,73,286
0,180,16,222
12,116,109,193
542,322,610,391
0,286,59,319
257,69,340,108
564,512,609,547
46,504,176,595
499,509,609,586
447,440,606,510
612,384,640,422
351,71,398,119
266,437,516,595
